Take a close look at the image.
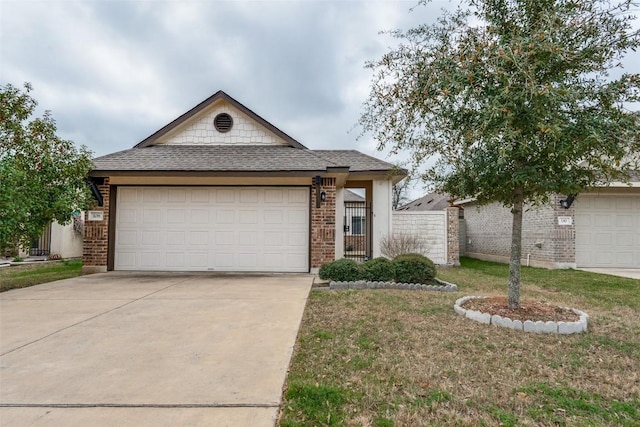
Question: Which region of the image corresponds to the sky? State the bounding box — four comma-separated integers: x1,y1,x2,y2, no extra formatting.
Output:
1,0,639,201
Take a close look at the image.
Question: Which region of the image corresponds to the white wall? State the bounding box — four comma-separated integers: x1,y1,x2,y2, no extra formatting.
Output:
372,180,392,258
50,219,83,259
335,187,345,260
391,211,447,264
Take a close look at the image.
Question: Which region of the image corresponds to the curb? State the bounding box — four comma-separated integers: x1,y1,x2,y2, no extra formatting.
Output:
453,296,588,334
329,278,457,292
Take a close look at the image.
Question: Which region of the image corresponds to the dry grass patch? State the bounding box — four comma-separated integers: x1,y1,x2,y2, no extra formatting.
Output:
280,258,640,426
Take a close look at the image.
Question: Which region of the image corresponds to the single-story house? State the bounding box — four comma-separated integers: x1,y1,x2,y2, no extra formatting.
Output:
396,192,451,211
83,91,405,274
457,185,640,269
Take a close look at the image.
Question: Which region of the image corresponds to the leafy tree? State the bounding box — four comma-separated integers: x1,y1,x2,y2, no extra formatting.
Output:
0,83,93,255
360,0,640,308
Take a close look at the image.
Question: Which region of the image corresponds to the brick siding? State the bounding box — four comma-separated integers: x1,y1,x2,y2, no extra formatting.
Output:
446,207,460,265
82,178,110,273
462,195,576,268
311,178,336,269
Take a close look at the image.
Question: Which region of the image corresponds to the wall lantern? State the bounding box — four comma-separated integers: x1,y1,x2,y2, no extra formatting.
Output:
320,191,327,202
559,194,575,209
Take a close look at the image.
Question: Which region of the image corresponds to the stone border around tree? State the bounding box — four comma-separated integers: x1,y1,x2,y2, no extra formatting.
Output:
454,296,588,334
329,278,457,292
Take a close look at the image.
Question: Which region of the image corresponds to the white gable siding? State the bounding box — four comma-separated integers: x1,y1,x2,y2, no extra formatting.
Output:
161,102,288,146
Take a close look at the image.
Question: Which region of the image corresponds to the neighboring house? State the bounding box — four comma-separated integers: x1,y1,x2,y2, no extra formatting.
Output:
396,192,451,211
457,185,640,269
83,91,405,273
23,217,84,259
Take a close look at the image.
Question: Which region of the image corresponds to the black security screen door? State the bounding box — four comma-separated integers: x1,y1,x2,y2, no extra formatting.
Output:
344,202,371,262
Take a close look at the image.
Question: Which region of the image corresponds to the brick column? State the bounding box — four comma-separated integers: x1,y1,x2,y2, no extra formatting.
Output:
446,206,460,266
310,178,336,270
551,194,576,267
82,178,110,274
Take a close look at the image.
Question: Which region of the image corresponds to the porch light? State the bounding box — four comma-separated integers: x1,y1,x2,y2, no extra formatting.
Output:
560,194,575,209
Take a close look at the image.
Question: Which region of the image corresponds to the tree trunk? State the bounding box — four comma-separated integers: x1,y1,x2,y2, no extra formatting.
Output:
508,188,524,309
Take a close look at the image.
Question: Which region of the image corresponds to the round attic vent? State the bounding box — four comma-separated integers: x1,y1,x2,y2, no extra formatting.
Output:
214,113,233,133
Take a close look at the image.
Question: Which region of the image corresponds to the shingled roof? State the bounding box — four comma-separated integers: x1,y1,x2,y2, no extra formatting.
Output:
91,145,400,176
90,90,405,179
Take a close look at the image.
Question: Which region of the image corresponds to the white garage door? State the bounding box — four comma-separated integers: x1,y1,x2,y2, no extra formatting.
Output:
575,195,640,268
115,187,309,272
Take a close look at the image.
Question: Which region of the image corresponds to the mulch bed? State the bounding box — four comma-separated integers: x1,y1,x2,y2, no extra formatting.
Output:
461,296,580,323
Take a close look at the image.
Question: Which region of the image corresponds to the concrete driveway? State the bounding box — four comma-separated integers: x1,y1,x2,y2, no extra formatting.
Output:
0,273,313,426
577,268,640,280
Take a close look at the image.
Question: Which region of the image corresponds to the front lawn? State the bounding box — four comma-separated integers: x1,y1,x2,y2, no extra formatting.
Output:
280,258,640,426
0,260,83,292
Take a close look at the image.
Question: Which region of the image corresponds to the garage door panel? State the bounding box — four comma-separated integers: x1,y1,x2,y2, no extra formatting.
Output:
215,231,234,245
216,210,235,224
288,189,307,203
265,189,283,203
288,232,307,246
289,209,308,224
239,210,258,224
117,230,137,246
264,210,283,224
216,189,235,203
140,252,161,268
166,253,186,268
189,253,208,268
141,231,160,246
575,195,640,268
240,189,258,203
115,187,309,272
190,189,210,203
167,209,185,223
143,209,161,224
143,188,163,202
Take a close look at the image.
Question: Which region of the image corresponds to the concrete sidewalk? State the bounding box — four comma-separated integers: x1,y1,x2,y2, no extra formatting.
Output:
577,268,640,280
0,273,313,426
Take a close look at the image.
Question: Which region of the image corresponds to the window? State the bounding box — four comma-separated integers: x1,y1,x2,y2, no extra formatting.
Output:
351,216,365,235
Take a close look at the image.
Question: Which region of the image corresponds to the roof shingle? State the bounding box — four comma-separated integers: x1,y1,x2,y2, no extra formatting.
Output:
91,145,398,174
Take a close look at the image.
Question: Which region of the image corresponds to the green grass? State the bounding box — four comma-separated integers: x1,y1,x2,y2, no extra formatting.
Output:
279,257,640,426
518,382,639,426
453,257,640,309
0,260,83,292
281,382,349,427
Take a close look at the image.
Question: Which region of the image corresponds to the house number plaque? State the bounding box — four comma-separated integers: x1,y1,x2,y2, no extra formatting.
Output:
88,211,104,221
557,216,572,226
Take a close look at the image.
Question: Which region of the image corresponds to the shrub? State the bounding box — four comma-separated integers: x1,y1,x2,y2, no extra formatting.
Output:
393,253,436,284
319,258,362,282
380,233,428,259
362,257,395,282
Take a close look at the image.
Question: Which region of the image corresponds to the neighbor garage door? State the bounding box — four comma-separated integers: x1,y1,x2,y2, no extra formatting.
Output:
575,195,640,268
115,187,309,272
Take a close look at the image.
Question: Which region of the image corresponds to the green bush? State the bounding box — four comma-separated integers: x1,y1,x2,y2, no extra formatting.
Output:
393,253,436,284
362,257,395,282
319,258,362,282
